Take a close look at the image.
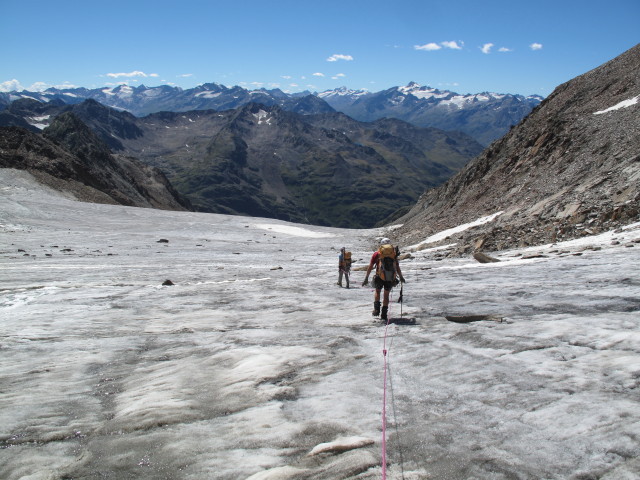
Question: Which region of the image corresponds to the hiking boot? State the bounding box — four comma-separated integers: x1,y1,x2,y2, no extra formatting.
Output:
372,301,381,317
381,306,388,321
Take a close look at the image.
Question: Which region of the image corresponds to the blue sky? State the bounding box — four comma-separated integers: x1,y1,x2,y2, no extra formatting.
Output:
1,0,638,97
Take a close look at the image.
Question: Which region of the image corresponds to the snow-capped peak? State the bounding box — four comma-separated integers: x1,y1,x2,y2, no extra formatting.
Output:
317,86,369,99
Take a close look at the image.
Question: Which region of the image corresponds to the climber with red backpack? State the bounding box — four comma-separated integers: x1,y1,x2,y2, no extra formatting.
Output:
362,238,405,321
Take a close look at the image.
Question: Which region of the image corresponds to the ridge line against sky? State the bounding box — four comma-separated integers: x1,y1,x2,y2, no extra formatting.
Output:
1,0,639,97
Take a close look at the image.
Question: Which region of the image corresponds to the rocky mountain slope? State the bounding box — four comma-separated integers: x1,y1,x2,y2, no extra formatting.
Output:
393,43,640,254
0,115,191,211
0,99,483,228
1,82,541,146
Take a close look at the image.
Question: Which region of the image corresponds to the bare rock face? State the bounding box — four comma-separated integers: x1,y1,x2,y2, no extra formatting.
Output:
395,44,640,253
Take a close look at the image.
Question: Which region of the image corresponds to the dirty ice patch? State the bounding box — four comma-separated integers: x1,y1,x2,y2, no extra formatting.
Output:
406,211,503,249
593,95,639,115
253,223,335,238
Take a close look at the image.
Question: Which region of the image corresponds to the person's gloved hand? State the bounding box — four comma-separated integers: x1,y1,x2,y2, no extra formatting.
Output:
362,277,369,287
400,276,406,283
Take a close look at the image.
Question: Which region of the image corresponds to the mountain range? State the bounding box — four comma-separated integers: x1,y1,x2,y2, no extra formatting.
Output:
1,43,637,246
319,83,543,146
0,82,542,146
0,98,483,228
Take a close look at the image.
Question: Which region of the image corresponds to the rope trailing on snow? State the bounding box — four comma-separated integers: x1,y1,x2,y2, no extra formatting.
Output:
381,292,394,479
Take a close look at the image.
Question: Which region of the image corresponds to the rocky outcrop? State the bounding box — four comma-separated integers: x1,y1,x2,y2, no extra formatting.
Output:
0,117,191,211
393,44,640,254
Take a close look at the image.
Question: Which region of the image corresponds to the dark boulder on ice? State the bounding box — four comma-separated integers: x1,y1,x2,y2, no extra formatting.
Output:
473,252,500,263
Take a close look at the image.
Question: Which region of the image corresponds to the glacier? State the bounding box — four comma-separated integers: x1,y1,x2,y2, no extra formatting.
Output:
1,169,639,479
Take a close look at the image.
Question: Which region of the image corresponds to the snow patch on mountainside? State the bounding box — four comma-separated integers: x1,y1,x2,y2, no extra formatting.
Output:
593,95,639,115
406,211,504,249
253,223,335,237
27,115,50,130
195,91,222,98
253,109,272,125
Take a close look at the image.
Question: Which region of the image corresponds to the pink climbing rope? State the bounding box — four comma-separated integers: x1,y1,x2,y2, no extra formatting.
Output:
381,294,393,479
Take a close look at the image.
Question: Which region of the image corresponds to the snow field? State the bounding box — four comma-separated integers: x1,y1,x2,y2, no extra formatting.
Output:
1,169,639,479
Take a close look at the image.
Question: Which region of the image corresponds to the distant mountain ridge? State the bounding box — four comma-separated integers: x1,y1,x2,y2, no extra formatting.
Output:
319,82,543,146
0,83,328,118
0,81,542,145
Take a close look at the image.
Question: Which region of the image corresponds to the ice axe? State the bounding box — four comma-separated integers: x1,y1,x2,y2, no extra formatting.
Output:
389,282,415,325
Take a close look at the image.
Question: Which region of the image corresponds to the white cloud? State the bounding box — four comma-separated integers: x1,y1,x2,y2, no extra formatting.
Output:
441,40,463,50
0,79,23,92
106,70,148,78
415,41,463,51
37,82,78,91
281,75,292,79
415,43,441,51
28,82,50,91
179,73,193,78
150,73,159,77
481,43,494,54
0,79,80,93
530,43,543,50
327,54,354,62
313,72,325,77
499,47,512,52
335,73,346,77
